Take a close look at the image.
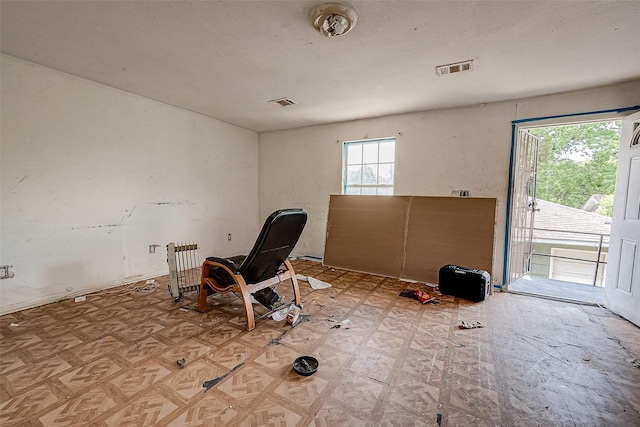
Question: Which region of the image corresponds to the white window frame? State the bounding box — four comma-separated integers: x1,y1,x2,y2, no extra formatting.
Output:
342,137,396,195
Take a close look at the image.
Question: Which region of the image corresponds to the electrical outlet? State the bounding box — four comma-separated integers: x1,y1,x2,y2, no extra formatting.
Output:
148,244,161,254
228,233,232,241
0,265,15,279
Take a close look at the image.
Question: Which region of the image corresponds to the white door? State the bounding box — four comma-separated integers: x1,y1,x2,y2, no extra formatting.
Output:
507,129,540,285
606,112,640,326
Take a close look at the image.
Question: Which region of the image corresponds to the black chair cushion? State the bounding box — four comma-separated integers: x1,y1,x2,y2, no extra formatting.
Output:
239,209,307,284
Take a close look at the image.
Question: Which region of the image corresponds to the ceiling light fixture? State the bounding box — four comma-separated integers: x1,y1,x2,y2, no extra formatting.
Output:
310,3,358,38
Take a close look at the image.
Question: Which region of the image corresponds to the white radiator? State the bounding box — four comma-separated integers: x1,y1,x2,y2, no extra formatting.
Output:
166,242,201,301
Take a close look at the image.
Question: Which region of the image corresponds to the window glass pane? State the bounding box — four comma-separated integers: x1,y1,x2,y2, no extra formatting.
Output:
347,143,362,165
347,165,362,185
379,141,395,163
362,165,377,185
342,138,395,196
362,143,379,164
345,186,361,195
361,187,377,195
378,163,394,185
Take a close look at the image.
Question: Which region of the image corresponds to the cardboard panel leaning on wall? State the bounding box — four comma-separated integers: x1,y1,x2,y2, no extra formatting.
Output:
324,195,496,283
323,195,409,277
403,196,496,282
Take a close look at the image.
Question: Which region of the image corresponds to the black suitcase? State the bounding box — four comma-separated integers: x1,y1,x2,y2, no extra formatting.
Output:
438,264,490,302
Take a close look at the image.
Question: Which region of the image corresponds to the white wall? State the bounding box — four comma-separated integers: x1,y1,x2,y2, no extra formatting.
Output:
0,55,260,314
259,80,640,285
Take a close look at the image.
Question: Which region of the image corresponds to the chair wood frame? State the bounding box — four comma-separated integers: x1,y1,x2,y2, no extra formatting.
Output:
198,259,301,331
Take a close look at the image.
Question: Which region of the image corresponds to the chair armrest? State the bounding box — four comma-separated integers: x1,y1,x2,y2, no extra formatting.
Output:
204,256,245,274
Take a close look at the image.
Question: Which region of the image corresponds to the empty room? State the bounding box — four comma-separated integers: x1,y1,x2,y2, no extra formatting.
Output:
1,1,639,426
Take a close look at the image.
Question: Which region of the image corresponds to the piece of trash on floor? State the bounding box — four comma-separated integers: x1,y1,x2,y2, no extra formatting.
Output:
436,413,442,426
176,358,187,368
331,319,351,329
74,296,86,303
179,307,189,312
399,288,439,304
287,304,302,324
296,274,308,282
582,356,591,362
268,315,311,346
271,306,291,322
293,355,319,376
630,358,640,368
9,323,19,327
308,277,332,289
460,320,484,329
223,405,233,414
146,279,155,285
416,290,433,304
399,289,416,299
203,362,244,391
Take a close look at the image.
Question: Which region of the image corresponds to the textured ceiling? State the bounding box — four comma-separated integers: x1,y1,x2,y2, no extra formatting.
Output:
2,1,639,132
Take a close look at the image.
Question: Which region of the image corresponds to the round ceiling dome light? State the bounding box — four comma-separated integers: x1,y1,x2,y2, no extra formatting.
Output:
310,3,358,38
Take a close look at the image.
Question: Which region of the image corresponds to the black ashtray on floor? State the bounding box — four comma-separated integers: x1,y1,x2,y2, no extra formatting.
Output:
292,356,318,376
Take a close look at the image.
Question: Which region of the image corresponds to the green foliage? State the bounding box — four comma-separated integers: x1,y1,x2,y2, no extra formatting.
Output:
530,121,620,214
595,194,615,217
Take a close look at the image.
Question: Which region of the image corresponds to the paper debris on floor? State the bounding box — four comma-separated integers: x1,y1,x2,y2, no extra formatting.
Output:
460,320,484,329
271,306,291,322
308,277,331,289
297,274,332,289
331,319,351,329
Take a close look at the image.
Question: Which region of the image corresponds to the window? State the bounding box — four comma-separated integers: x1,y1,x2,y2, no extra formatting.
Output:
343,137,395,195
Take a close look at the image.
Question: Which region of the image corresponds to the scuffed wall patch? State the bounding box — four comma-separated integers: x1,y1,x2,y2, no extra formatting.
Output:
148,201,195,206
10,175,29,193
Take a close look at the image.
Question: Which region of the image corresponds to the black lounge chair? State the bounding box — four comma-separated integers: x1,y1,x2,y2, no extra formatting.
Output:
199,208,308,330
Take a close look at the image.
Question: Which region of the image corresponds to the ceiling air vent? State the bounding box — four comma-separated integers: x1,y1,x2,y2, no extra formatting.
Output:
269,97,298,107
436,60,474,76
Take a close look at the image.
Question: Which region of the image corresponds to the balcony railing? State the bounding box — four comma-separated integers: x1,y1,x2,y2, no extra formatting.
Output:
530,227,610,287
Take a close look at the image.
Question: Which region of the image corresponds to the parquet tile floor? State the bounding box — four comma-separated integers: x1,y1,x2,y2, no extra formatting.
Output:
1,259,639,426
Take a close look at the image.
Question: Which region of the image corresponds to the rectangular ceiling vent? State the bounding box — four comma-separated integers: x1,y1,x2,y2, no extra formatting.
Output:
436,60,474,76
269,97,298,107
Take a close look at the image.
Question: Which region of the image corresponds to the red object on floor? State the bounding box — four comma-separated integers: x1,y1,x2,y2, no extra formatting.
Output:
415,289,433,304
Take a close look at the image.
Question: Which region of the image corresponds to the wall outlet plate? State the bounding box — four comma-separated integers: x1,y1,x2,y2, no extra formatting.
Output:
0,265,14,279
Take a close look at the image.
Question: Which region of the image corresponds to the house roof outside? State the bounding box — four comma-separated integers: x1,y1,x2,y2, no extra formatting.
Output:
533,199,611,247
